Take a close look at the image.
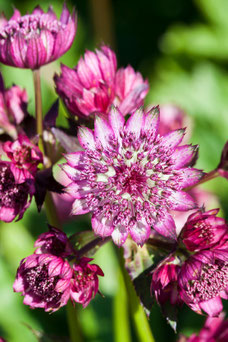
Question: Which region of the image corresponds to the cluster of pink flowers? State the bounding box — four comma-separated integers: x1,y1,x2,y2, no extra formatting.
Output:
151,209,228,317
13,226,103,311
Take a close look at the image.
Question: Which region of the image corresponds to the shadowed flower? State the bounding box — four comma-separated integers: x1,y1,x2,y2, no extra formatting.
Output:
34,226,72,257
0,4,77,69
0,161,35,222
178,249,228,316
70,257,104,308
0,73,28,138
13,254,72,312
63,107,202,246
3,135,43,181
54,46,148,118
181,209,228,252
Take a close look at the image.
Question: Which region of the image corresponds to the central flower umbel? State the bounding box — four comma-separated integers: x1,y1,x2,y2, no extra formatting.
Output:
63,107,203,246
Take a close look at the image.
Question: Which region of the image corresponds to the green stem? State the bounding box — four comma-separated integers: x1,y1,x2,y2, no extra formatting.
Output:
32,69,84,342
117,248,155,342
113,266,131,342
33,69,44,153
184,169,219,192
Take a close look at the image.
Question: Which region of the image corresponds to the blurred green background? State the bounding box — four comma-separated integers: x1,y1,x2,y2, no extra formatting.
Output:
0,0,228,341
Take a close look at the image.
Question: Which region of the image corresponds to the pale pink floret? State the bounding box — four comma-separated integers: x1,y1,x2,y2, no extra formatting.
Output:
3,134,43,182
54,46,148,118
70,257,104,308
13,254,73,312
0,4,77,69
0,161,35,222
178,249,228,317
63,107,202,246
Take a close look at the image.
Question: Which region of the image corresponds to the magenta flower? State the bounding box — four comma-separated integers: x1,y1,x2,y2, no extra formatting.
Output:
54,46,148,118
178,249,228,316
181,209,228,252
151,255,180,306
0,75,28,138
13,254,72,312
3,134,43,181
0,161,35,222
182,315,228,342
70,257,104,308
0,4,77,69
114,65,149,115
63,107,202,246
34,226,72,257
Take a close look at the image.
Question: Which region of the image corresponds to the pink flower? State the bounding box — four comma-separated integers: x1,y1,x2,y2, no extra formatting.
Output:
183,315,228,342
151,255,180,306
181,209,228,252
178,249,228,316
3,135,43,181
114,65,149,115
0,74,28,138
0,161,35,222
70,257,104,308
34,226,73,257
0,4,77,69
54,46,148,118
63,107,202,246
13,254,72,312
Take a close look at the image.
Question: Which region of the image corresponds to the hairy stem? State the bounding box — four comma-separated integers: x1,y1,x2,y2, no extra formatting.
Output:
184,169,219,192
117,248,155,342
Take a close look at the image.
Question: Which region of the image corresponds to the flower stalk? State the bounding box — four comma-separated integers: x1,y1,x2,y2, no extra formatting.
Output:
33,69,44,153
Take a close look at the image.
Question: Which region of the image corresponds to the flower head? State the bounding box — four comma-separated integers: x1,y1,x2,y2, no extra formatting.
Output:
151,255,180,306
181,209,228,252
0,4,77,69
70,257,104,308
3,135,43,181
63,107,202,246
34,226,72,257
13,254,72,312
54,46,148,118
0,161,35,222
178,249,228,316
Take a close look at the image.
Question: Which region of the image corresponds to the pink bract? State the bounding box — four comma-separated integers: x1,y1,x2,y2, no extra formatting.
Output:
0,161,35,222
54,46,148,118
62,106,203,246
0,4,77,69
70,257,104,308
13,254,72,312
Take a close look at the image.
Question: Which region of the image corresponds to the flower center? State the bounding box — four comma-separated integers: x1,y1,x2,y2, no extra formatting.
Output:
24,264,61,304
186,262,228,302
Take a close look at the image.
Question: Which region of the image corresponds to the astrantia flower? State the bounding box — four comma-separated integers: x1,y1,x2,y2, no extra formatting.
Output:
151,255,180,306
0,73,28,138
34,226,72,257
54,46,148,118
181,209,228,252
0,161,35,222
63,107,202,246
70,257,104,308
0,4,77,69
178,249,228,316
3,134,43,181
13,254,72,312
